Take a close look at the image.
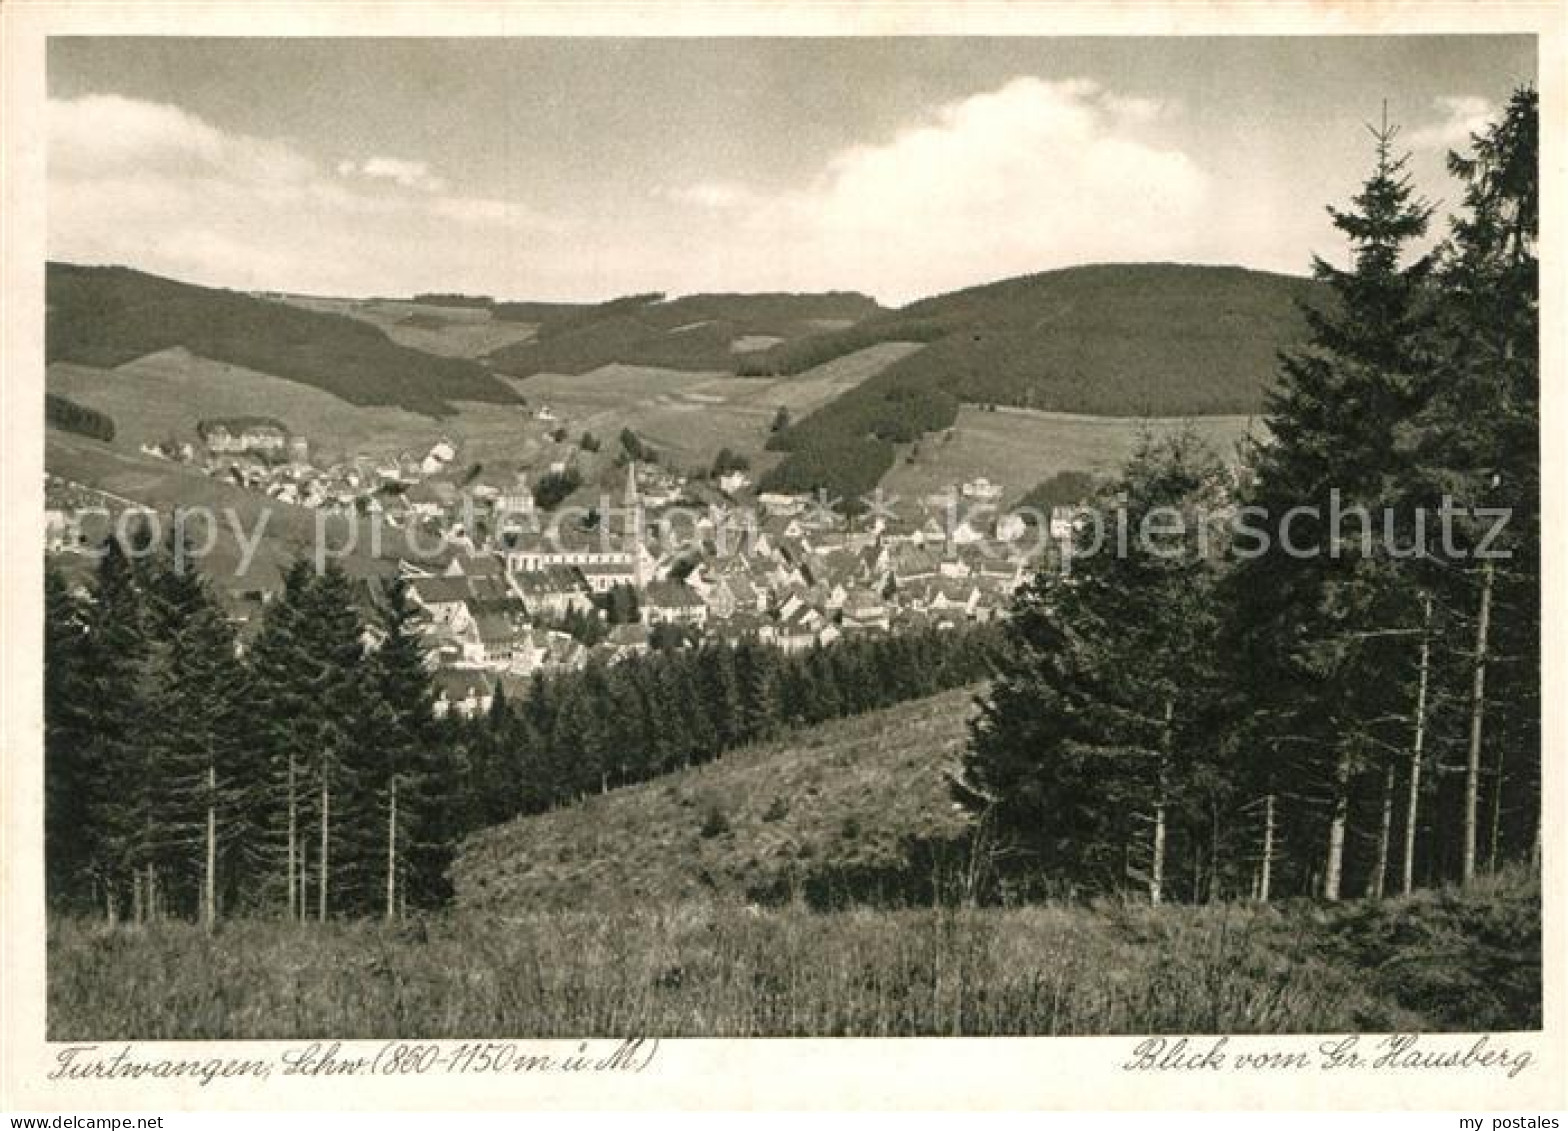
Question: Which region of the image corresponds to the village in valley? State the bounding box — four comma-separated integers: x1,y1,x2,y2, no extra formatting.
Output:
46,400,1070,722
33,31,1545,1056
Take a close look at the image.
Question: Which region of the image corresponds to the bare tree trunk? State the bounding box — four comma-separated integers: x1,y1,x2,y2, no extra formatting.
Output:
1368,764,1394,899
132,870,144,925
1488,746,1505,873
287,754,298,922
1150,697,1173,907
1403,595,1432,896
1463,562,1494,885
385,775,399,922
1208,797,1222,904
1324,746,1351,902
203,762,217,932
318,772,330,922
1259,793,1275,903
298,837,307,918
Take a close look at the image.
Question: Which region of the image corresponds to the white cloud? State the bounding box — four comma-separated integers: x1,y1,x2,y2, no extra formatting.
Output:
48,95,318,186
1407,96,1495,150
49,95,556,296
1103,94,1167,125
663,77,1212,302
659,180,756,210
342,156,449,193
49,81,1257,304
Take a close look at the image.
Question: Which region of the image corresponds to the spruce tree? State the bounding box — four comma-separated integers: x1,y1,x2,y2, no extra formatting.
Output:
44,567,94,911
1412,86,1539,881
81,535,154,922
957,432,1229,902
364,578,448,915
245,561,317,917
144,580,248,927
1226,112,1439,900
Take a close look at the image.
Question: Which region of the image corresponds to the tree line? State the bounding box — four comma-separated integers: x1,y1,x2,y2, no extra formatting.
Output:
44,533,999,925
45,393,116,443
957,90,1539,905
460,626,1000,830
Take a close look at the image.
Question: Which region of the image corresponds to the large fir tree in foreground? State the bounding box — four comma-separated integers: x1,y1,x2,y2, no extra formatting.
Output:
956,431,1231,902
962,90,1539,906
1224,112,1441,901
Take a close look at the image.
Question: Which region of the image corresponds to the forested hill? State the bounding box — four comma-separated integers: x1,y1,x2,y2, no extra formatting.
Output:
47,263,526,417
749,263,1320,408
483,290,885,376
890,263,1319,413
760,263,1323,501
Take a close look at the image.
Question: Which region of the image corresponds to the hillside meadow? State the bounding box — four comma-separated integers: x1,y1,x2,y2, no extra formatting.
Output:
511,343,924,470
881,407,1262,508
47,871,1538,1040
455,688,977,914
47,350,544,465
277,295,543,359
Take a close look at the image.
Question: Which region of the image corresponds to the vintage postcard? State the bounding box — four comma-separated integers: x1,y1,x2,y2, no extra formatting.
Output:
1,0,1563,1113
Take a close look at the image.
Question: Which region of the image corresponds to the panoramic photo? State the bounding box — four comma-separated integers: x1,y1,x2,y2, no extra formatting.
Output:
41,35,1540,1039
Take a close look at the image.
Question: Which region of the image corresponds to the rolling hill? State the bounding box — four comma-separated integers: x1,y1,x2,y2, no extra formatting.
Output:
46,261,1316,508
47,263,526,416
760,263,1321,502
484,290,885,377
274,294,547,359
48,349,544,464
453,687,979,914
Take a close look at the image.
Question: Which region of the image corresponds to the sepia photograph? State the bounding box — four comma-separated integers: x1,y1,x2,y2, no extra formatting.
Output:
6,11,1555,1094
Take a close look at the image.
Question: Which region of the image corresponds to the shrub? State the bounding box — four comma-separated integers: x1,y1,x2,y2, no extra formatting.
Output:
699,804,731,839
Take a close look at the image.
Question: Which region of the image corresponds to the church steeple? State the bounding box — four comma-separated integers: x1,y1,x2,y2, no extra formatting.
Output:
625,460,646,588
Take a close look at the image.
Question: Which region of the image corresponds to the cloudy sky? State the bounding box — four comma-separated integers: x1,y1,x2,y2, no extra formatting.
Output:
48,37,1534,305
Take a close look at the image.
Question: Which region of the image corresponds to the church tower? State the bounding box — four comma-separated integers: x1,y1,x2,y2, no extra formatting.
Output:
624,460,647,587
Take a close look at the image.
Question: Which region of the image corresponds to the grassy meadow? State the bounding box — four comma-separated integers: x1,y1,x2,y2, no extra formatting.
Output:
47,870,1538,1040
47,340,923,477
47,350,543,465
277,295,544,359
455,688,976,913
512,343,925,470
881,406,1262,508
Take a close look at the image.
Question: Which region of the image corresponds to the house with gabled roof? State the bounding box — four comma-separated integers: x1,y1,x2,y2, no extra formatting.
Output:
928,580,982,619
892,545,941,584
432,669,494,719
605,622,651,661
841,589,890,632
510,565,594,619
407,574,476,627
460,611,522,668
641,580,708,627
578,560,640,594
445,552,508,580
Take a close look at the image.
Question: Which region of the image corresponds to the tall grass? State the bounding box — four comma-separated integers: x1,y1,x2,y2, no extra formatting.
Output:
49,874,1542,1041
